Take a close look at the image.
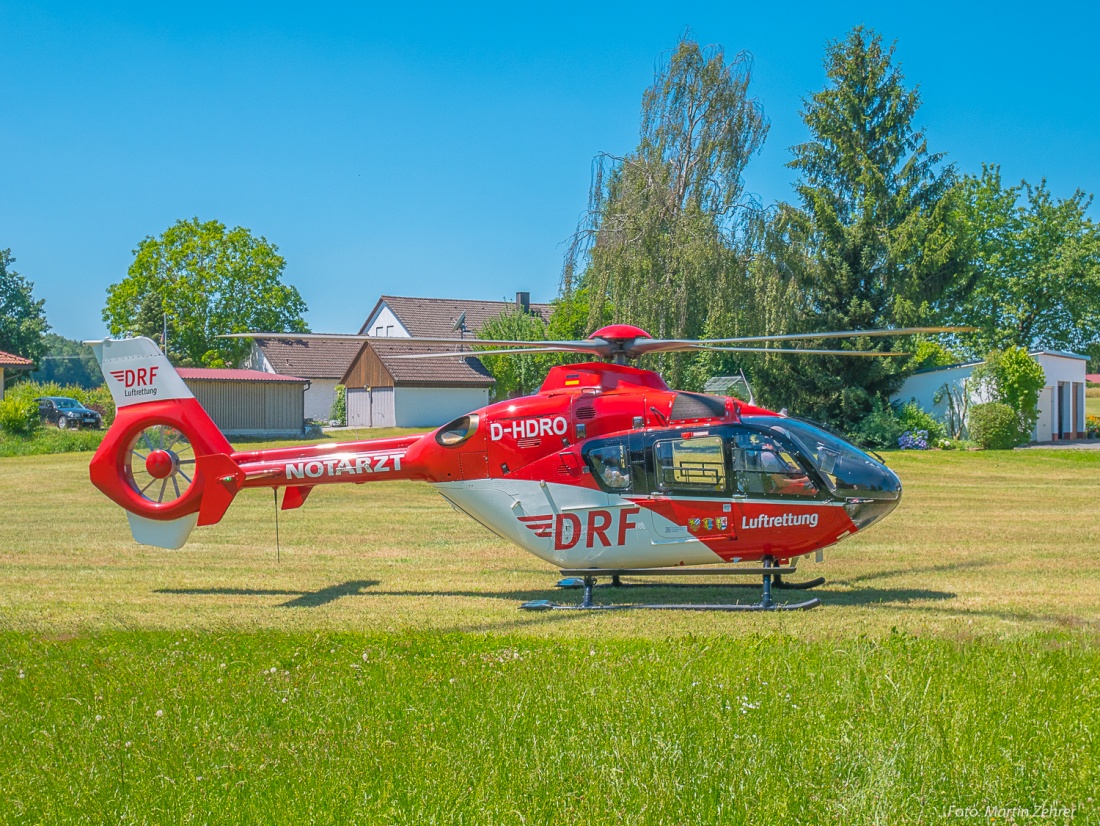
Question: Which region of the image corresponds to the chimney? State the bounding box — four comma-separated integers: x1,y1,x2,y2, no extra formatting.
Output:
515,291,531,314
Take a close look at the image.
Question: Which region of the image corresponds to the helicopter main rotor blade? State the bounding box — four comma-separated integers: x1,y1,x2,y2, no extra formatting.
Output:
632,326,975,352
689,345,909,357
388,346,599,359
216,332,595,349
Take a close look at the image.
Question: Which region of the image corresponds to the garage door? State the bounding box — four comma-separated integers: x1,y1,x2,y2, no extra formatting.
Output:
347,387,395,428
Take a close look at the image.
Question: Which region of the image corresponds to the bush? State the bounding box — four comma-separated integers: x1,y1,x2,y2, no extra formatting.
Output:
0,379,115,429
854,402,904,449
0,393,40,435
896,401,947,441
329,385,347,426
1087,415,1100,439
971,348,1045,442
969,402,1021,449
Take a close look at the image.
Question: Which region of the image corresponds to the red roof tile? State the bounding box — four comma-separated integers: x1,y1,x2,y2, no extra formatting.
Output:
252,338,362,378
360,295,552,338
178,368,308,383
344,340,496,387
0,349,34,367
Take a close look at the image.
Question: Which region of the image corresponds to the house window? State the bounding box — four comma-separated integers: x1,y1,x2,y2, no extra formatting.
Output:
386,325,394,336
375,326,384,336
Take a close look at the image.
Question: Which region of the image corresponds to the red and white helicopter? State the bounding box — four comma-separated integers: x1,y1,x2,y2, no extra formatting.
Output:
87,325,955,611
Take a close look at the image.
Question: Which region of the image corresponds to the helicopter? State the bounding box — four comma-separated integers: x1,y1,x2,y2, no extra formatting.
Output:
86,324,959,611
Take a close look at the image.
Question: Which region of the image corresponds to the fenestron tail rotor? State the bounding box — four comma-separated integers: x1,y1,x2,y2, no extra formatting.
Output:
124,424,197,507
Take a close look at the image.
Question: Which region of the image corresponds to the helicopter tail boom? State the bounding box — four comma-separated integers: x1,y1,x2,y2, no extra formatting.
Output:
88,337,430,549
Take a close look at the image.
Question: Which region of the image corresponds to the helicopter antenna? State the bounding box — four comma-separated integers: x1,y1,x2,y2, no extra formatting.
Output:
739,368,755,406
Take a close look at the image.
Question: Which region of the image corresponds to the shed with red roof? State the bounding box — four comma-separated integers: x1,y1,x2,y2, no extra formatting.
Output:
0,349,35,399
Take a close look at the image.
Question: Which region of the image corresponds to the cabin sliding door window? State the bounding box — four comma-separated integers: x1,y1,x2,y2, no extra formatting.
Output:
653,435,727,496
587,443,632,492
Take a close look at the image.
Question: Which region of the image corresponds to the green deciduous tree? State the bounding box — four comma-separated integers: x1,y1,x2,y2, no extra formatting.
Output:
477,306,551,401
0,249,49,365
103,218,308,367
564,35,769,389
949,165,1100,355
762,26,969,430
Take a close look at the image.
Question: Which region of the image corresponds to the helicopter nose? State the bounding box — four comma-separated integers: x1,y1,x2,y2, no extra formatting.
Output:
843,490,902,530
842,465,902,530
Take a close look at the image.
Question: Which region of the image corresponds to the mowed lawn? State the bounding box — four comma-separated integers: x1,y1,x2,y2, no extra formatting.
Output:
1,445,1099,823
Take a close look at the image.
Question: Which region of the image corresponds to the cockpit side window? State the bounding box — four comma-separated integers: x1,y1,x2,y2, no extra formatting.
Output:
730,430,818,498
436,414,479,448
653,435,727,496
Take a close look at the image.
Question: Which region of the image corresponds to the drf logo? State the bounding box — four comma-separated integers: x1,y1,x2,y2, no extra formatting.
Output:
490,416,568,441
519,507,640,550
110,366,159,387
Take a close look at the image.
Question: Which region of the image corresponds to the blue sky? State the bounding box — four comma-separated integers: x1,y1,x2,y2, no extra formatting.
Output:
2,1,1097,340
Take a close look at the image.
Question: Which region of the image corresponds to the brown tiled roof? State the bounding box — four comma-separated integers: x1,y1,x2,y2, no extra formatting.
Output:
359,295,552,338
178,368,308,384
0,349,34,368
347,340,496,387
253,338,362,378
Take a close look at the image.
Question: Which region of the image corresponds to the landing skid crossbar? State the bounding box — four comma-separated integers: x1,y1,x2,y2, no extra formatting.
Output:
520,560,822,612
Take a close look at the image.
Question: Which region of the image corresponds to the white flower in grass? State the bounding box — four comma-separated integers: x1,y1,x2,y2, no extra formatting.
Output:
269,667,277,674
95,715,103,722
155,709,164,718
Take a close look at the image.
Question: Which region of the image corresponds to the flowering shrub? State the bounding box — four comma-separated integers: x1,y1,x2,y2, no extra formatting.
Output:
898,429,930,450
1087,415,1100,439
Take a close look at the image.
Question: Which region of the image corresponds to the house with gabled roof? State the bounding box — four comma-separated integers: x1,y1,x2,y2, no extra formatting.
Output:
339,291,550,428
340,339,495,428
245,291,550,428
359,292,552,339
242,338,362,422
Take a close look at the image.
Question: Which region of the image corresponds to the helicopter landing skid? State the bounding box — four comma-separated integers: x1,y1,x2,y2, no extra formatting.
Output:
520,563,822,612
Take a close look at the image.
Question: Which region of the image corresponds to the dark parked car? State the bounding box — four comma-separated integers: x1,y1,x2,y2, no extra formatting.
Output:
37,396,102,430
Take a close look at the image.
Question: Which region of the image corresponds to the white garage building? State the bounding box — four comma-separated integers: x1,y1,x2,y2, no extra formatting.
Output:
892,350,1089,442
341,339,494,428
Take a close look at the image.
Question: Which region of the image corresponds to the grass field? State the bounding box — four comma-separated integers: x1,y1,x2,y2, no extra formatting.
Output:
2,444,1099,823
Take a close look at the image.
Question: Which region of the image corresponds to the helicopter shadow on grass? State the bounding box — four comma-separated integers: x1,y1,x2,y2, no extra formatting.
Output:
156,580,380,608
826,558,995,589
816,587,957,607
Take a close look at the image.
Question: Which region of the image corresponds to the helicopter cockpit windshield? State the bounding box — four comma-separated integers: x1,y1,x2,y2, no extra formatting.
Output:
743,417,901,502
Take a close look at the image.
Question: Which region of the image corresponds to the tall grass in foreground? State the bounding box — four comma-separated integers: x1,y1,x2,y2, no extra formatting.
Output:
1,632,1095,825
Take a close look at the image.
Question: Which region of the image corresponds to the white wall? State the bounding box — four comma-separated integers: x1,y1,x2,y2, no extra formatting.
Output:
241,345,275,373
394,386,489,428
362,303,410,338
1033,352,1088,440
892,351,1088,442
893,363,979,424
306,378,339,422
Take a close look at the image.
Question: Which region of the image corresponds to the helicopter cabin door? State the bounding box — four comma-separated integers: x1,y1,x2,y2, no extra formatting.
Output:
641,431,737,553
